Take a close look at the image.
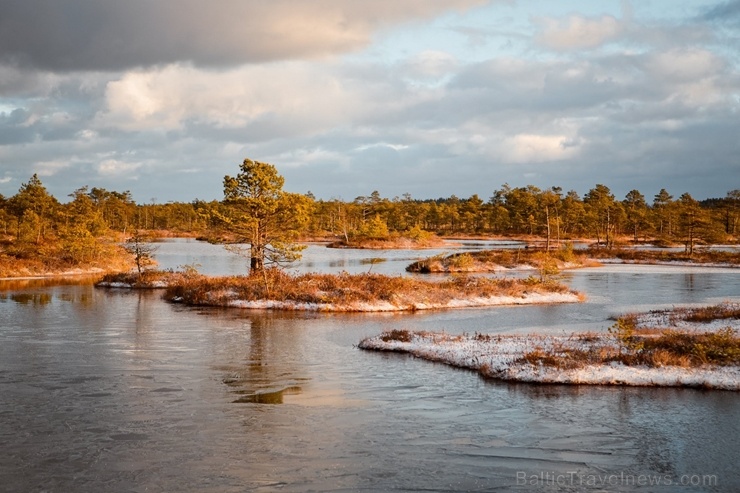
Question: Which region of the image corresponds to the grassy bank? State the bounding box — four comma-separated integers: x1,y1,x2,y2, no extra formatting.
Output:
407,245,740,274
96,269,190,288
359,303,740,389
149,268,582,312
0,250,131,279
327,236,449,250
407,245,595,274
585,247,740,266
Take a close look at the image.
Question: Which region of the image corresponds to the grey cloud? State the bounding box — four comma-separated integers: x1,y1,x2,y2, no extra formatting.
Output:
0,0,487,71
702,0,740,22
0,109,36,145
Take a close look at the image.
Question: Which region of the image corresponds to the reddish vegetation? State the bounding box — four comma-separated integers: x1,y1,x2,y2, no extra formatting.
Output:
140,268,581,311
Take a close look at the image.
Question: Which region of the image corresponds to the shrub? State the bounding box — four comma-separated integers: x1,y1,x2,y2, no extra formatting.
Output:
380,329,413,343
608,315,644,352
448,253,474,271
406,225,433,242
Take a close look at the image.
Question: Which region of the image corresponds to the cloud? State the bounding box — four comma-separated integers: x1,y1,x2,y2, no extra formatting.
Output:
535,14,625,51
500,134,581,163
355,142,410,152
0,0,487,71
96,159,143,177
404,51,459,80
701,0,740,23
35,159,72,177
95,62,374,134
0,1,738,204
645,48,723,83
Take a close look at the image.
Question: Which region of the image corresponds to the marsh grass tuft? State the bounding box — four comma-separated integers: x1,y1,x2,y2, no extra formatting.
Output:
160,268,576,310
407,246,592,274
522,304,740,369
380,329,413,343
681,304,740,323
97,269,193,288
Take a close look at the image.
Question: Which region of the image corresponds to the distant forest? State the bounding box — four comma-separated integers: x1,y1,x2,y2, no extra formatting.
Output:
0,173,738,272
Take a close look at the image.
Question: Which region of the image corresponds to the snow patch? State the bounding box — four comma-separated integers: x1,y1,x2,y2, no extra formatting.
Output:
224,291,580,312
359,330,740,390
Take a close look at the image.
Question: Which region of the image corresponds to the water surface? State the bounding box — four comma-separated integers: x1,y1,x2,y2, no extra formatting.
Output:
1,242,738,492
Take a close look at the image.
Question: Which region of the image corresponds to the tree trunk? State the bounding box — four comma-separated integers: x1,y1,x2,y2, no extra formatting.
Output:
545,206,551,251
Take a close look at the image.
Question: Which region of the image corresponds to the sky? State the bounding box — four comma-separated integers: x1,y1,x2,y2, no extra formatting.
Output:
0,0,738,204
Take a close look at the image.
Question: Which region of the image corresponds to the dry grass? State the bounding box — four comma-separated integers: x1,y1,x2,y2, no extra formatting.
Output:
0,242,131,278
586,247,740,265
680,304,740,323
407,245,593,273
97,269,191,288
380,329,414,343
327,235,448,250
520,305,740,369
408,244,740,273
161,268,576,310
518,330,740,369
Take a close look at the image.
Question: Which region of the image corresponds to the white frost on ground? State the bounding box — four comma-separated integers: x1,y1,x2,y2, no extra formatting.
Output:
359,323,740,390
96,280,169,289
631,303,740,332
96,281,133,288
227,291,581,312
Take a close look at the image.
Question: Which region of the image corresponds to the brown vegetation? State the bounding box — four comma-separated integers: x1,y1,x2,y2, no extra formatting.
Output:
362,303,739,380
0,243,130,278
327,231,449,250
585,246,740,265
521,304,740,369
516,329,740,369
407,244,740,274
96,269,193,288
407,244,596,274
159,268,578,311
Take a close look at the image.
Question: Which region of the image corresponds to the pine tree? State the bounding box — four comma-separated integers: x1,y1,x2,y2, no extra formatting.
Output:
222,159,310,274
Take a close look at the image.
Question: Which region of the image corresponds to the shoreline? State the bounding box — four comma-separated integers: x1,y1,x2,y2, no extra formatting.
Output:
359,330,740,390
97,270,584,312
215,290,582,312
0,268,108,282
595,258,739,268
359,303,740,390
407,247,740,274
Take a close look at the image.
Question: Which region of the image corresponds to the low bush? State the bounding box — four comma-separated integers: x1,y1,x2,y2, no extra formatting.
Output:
407,247,591,273
682,304,740,323
380,329,413,343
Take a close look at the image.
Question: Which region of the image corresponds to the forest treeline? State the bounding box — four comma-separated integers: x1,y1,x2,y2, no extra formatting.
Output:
1,173,738,274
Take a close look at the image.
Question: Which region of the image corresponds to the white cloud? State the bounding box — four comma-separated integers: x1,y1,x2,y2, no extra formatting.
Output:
355,143,410,152
535,14,624,51
96,63,368,133
406,51,459,79
35,160,71,177
647,48,722,82
500,134,581,164
271,148,351,169
97,159,142,177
